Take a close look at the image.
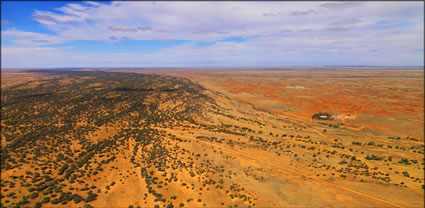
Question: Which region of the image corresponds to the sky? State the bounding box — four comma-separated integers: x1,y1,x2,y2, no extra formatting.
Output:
1,1,424,68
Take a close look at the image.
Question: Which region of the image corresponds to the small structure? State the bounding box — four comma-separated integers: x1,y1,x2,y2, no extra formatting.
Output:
312,112,333,120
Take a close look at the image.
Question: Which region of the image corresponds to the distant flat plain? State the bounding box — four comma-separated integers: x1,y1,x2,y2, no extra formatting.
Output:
114,66,424,139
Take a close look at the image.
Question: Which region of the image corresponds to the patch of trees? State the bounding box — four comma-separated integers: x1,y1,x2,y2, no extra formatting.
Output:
0,69,244,206
365,155,384,161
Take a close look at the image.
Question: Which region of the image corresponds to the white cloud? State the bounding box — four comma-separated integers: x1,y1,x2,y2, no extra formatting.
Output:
2,29,66,46
319,2,363,10
3,29,423,68
108,25,138,32
2,46,70,68
330,18,362,26
2,1,423,67
4,1,421,43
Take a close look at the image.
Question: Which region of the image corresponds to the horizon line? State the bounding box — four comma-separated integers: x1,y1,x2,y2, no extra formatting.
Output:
2,65,424,70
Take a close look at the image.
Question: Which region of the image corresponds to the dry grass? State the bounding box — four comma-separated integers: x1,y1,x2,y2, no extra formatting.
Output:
1,68,423,207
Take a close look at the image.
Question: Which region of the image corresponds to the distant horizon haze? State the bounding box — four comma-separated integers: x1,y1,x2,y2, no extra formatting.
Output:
2,65,424,72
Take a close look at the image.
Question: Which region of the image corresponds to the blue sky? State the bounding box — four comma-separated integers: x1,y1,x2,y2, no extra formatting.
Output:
1,1,424,68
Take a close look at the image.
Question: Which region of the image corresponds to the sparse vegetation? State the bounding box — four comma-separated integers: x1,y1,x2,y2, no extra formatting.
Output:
1,69,423,208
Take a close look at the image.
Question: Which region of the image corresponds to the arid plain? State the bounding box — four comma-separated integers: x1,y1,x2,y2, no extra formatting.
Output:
1,67,424,208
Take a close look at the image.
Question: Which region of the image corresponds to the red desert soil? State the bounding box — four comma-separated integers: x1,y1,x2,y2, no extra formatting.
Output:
160,68,424,139
3,68,422,208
